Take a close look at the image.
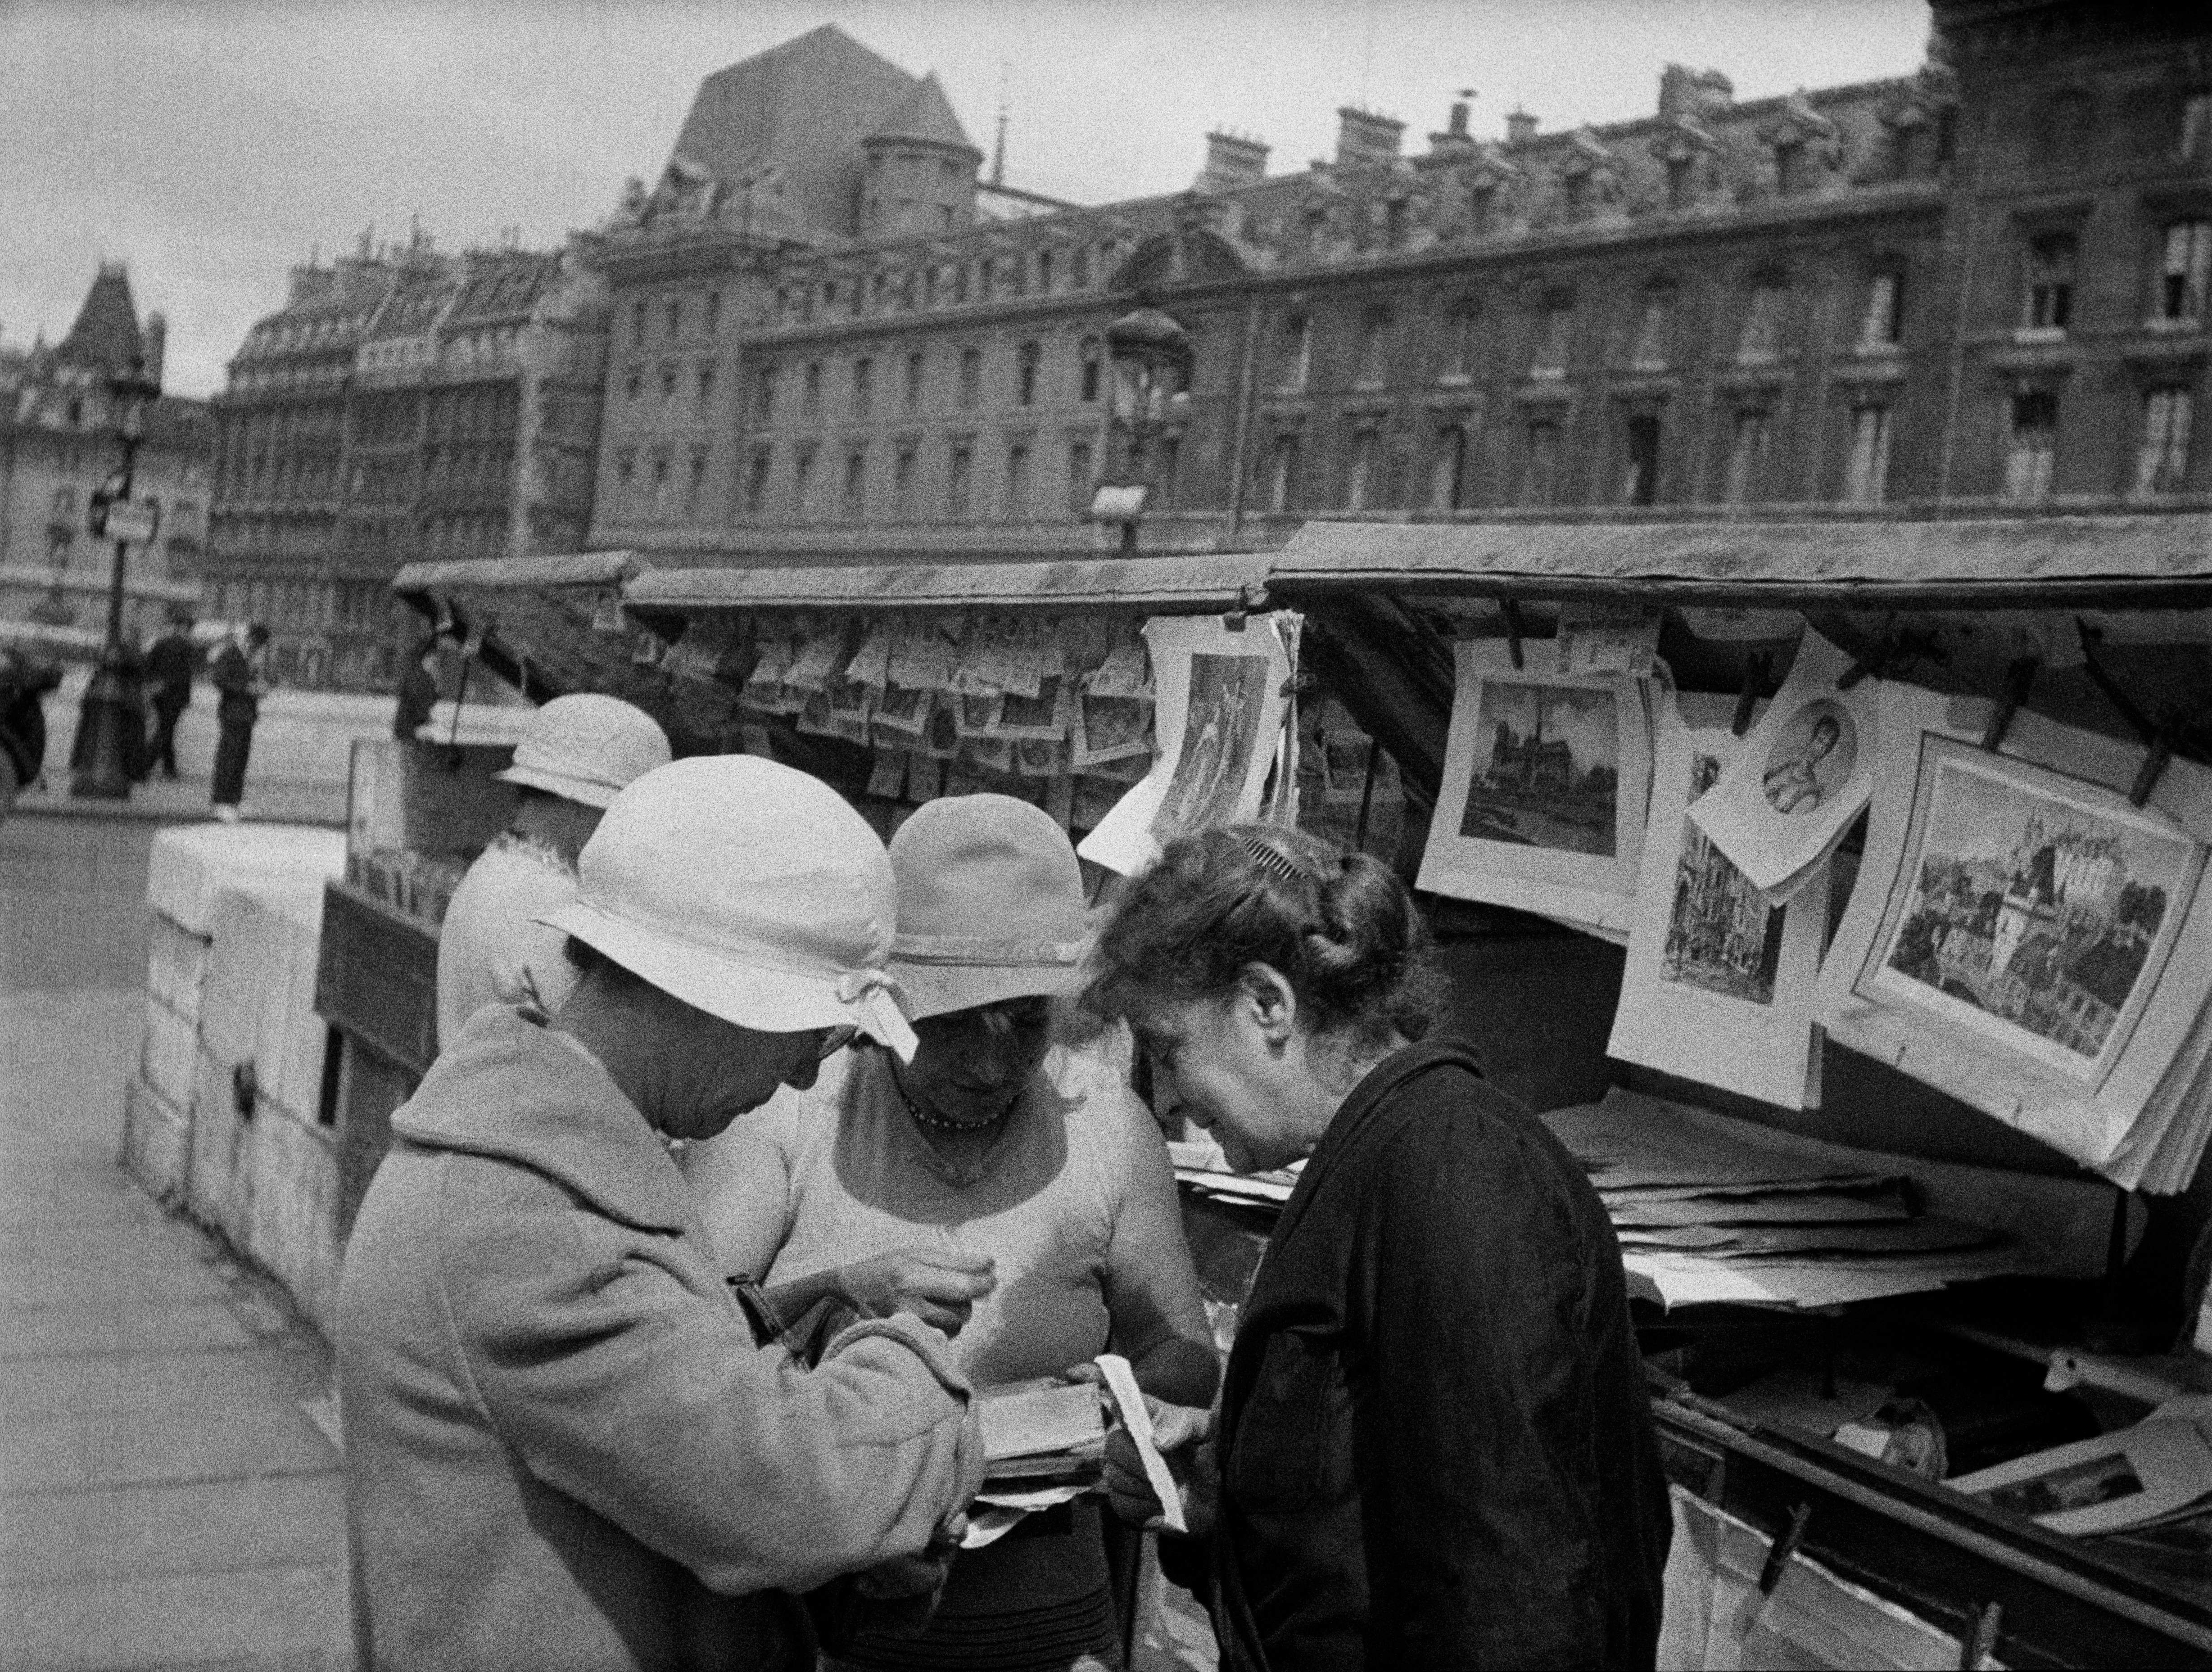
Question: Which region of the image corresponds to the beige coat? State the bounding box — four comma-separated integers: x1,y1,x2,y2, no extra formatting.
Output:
336,1008,982,1671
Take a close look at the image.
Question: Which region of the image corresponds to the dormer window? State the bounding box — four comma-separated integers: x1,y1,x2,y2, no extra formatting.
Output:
1470,182,1497,236
1665,156,1695,211
2151,221,2210,328
1037,249,1054,294
1773,141,1805,197
1562,172,1591,223
2023,234,2076,332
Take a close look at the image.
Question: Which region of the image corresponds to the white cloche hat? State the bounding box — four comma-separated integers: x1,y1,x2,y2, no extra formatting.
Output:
539,756,918,1058
498,693,671,809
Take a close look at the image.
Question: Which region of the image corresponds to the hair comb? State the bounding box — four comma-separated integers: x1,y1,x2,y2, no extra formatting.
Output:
1237,830,1311,885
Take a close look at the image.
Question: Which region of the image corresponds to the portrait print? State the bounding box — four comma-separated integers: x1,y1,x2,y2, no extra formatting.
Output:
1863,738,2206,1082
1150,651,1271,842
1458,681,1620,858
1073,692,1152,766
1762,699,1857,818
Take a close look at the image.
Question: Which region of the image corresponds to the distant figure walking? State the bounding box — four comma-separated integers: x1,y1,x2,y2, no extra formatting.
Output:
391,634,441,742
145,609,199,781
1,646,63,822
209,622,271,823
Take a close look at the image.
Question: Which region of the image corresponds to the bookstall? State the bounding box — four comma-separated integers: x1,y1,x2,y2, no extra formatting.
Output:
337,510,2212,1667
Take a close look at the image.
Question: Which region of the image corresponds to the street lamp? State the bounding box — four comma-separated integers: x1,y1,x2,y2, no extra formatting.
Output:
1095,296,1192,555
68,355,164,799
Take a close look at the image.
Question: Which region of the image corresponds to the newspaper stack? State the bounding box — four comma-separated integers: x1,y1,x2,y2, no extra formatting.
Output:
1542,1089,2124,1310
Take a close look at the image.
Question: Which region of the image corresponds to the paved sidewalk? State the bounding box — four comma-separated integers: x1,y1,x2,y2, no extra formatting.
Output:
0,987,350,1671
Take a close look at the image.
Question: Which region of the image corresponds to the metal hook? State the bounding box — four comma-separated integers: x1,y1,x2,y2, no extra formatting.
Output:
1501,598,1526,671
1981,656,2040,754
1732,651,1773,738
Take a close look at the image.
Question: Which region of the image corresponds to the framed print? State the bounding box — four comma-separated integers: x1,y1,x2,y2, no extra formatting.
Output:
1418,638,1651,934
1610,692,1828,1109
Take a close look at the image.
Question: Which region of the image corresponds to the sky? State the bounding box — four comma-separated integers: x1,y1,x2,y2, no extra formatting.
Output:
4,0,1932,400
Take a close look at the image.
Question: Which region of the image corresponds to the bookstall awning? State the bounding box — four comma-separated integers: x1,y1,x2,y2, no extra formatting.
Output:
1271,513,2212,608
625,553,1272,619
391,550,641,598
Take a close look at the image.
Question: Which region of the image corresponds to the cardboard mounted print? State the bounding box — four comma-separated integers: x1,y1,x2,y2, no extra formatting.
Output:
1418,638,1653,935
1821,684,2212,1177
1077,613,1295,876
1688,629,1877,902
1609,693,1829,1110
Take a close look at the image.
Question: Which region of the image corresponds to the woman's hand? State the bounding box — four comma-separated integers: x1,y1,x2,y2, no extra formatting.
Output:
839,1249,997,1336
1103,1397,1217,1537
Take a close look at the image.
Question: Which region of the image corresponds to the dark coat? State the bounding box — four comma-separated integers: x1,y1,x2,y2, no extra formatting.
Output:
1203,1040,1669,1672
210,641,259,726
145,631,198,709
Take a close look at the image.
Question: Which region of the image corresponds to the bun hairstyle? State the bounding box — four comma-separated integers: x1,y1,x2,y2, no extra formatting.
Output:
1085,824,1445,1053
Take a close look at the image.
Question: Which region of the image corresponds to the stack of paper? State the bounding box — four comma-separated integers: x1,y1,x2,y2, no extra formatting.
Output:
976,1380,1106,1486
1544,1088,2126,1310
1168,1139,1303,1206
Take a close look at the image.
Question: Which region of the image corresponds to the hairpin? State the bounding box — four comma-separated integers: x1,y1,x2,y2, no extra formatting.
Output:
1237,830,1310,886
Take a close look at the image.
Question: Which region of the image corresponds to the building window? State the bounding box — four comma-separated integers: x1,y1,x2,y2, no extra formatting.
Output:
1276,313,1312,392
853,357,873,419
903,352,925,411
1521,420,1561,507
753,367,776,423
792,445,817,519
959,349,982,409
1343,429,1377,510
1851,273,1899,351
1267,433,1300,511
1562,172,1592,223
631,300,647,344
1621,412,1663,506
796,362,820,419
1722,411,1769,505
1843,405,1892,504
842,448,867,518
952,264,970,305
744,448,770,515
1470,182,1498,236
697,365,716,411
1080,339,1103,402
615,448,636,490
660,365,679,402
1773,140,1807,198
624,365,642,401
2152,221,2210,327
1004,443,1031,517
663,298,681,339
948,443,973,516
1016,341,1042,406
1665,155,1695,211
2023,234,2076,332
1531,292,1573,376
705,290,721,334
686,447,709,515
2004,390,2058,501
893,446,918,517
1737,279,1788,364
1354,310,1391,388
1157,436,1182,509
650,449,672,517
1037,250,1055,294
2183,90,2212,158
1439,305,1477,381
1429,424,1468,511
1628,285,1674,371
1067,439,1095,514
2133,388,2194,497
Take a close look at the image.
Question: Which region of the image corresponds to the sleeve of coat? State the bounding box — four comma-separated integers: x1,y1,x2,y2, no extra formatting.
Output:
1357,1077,1612,1670
437,1169,984,1598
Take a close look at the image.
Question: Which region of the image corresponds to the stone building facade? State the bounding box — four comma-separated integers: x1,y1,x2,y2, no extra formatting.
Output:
0,264,213,638
203,237,606,690
584,4,2208,567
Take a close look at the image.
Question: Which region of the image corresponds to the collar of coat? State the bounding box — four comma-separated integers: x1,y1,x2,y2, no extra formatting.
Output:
393,1006,695,1234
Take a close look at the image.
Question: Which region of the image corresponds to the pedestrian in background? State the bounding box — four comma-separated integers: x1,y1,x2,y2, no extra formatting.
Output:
208,621,269,822
434,691,670,1049
389,633,441,742
0,645,63,822
144,607,199,781
1088,825,1671,1671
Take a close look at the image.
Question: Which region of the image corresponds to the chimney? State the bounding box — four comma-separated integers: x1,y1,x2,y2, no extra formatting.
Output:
1505,108,1539,147
287,262,335,305
1661,65,1733,121
1429,90,1477,156
1335,106,1406,168
142,312,167,388
1658,65,1695,121
1199,130,1271,192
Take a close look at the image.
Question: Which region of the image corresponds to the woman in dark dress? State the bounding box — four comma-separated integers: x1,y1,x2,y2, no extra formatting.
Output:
1086,824,1670,1671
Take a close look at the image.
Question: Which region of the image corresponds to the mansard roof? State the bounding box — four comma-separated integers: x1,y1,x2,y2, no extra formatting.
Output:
54,263,145,378
866,72,979,156
668,23,925,236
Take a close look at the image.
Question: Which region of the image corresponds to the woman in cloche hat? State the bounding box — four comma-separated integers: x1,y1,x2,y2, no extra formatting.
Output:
338,757,979,1671
685,793,1220,1672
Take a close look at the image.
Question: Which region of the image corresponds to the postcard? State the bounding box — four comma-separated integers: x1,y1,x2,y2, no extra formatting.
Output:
844,623,894,688
784,620,850,692
1821,685,2212,1179
1950,1399,2212,1536
887,617,961,692
1078,612,1294,876
1609,692,1829,1109
1073,691,1154,767
1417,639,1651,935
1688,629,1877,902
992,675,1072,742
868,683,935,741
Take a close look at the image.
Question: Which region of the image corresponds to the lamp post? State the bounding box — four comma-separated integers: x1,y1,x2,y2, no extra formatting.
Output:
1099,298,1192,555
69,356,163,800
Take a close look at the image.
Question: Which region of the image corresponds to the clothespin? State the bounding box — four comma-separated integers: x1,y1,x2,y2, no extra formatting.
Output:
1501,598,1526,671
1838,625,1945,690
1222,583,1263,633
1980,655,2040,754
2131,734,2172,809
1737,1501,1813,1639
1731,651,1773,737
1962,1600,2002,1671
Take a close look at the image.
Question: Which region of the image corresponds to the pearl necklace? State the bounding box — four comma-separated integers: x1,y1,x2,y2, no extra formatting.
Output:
893,1069,1011,1137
